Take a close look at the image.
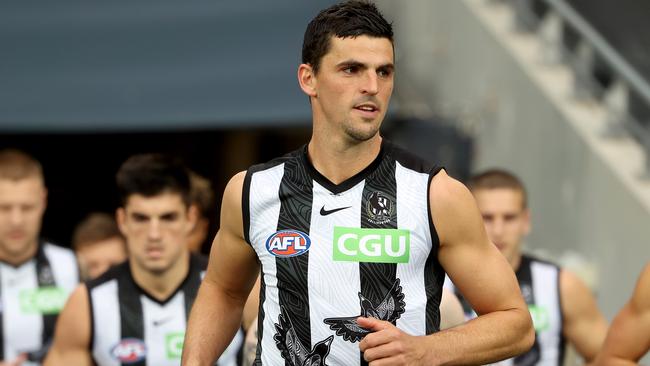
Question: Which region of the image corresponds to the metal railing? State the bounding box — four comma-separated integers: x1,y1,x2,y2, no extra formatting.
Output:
505,0,650,175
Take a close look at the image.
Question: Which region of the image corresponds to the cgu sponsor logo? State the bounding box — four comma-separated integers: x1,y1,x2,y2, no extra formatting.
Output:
111,338,147,363
528,305,550,331
266,230,311,257
165,332,185,359
333,227,410,264
19,287,68,315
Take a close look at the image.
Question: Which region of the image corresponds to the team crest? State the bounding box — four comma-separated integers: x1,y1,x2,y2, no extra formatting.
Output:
274,306,333,366
111,338,146,363
365,191,395,225
266,230,311,258
324,278,406,343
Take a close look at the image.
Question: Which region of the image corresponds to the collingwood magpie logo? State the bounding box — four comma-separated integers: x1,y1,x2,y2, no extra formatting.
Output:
365,191,394,225
323,279,405,343
274,306,333,366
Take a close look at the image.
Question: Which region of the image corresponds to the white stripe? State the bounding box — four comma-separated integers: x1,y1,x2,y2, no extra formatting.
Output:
1,261,42,362
91,280,120,366
142,293,185,366
308,180,365,365
248,163,285,365
395,162,432,336
43,243,79,293
531,261,562,365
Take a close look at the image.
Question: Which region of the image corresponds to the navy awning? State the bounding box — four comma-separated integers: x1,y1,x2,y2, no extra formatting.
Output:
0,0,336,131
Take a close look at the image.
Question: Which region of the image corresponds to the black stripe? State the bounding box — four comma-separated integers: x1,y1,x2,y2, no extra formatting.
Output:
276,158,313,366
425,167,444,334
243,169,254,245
359,157,398,366
253,267,266,365
117,267,145,366
35,245,57,351
514,256,541,366
182,254,206,317
86,282,95,358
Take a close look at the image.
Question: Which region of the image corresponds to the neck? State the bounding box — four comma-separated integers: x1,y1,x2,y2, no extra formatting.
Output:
307,133,382,184
0,239,39,266
130,250,190,301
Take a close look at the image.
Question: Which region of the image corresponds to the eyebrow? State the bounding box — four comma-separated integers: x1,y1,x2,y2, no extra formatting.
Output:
336,60,394,71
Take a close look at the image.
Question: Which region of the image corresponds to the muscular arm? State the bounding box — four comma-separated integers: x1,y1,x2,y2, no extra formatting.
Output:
42,285,93,366
560,270,607,361
182,172,260,366
595,263,650,365
426,171,533,364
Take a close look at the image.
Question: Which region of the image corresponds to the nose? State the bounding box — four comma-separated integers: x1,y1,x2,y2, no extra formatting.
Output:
361,70,379,95
148,219,162,241
487,218,505,240
9,207,24,226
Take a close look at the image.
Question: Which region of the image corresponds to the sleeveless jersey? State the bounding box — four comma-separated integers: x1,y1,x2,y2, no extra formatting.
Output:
244,140,445,366
87,254,243,366
455,255,565,366
0,241,79,365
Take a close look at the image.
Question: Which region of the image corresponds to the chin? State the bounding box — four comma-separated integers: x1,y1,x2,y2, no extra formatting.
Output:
345,127,380,142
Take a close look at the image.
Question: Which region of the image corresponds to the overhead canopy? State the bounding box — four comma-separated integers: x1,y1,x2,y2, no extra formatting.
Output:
0,0,336,132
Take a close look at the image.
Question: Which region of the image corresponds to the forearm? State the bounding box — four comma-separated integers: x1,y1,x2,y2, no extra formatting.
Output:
181,280,246,366
424,307,534,365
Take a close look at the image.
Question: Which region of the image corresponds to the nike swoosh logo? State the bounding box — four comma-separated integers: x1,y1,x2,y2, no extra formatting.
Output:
153,317,173,326
320,205,351,216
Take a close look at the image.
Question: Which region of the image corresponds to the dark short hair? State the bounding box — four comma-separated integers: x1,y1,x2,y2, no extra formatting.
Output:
72,212,124,251
0,149,43,181
467,169,528,208
116,154,191,207
302,0,393,73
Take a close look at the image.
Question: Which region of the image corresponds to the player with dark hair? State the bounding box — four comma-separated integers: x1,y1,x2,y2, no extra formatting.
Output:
45,154,252,366
182,2,534,365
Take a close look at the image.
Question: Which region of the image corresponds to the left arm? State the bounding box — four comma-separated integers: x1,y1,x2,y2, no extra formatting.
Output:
560,269,608,361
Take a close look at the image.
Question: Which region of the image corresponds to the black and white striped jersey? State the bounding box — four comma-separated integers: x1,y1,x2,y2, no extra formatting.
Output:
0,241,79,365
244,140,445,366
87,254,243,366
455,255,565,366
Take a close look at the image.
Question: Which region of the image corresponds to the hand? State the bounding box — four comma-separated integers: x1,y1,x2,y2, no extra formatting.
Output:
358,317,429,365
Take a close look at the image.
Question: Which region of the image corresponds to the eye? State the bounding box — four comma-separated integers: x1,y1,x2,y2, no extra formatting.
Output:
131,213,149,223
160,213,179,222
377,68,392,78
504,214,518,222
342,65,359,74
20,204,36,213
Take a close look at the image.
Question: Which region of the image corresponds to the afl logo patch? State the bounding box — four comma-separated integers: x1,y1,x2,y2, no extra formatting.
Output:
266,230,311,257
111,338,146,363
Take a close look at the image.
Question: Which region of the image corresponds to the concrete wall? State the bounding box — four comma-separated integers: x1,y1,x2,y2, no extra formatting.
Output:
376,0,650,322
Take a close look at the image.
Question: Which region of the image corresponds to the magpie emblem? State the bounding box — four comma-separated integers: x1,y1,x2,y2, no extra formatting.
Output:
323,278,405,343
274,306,334,366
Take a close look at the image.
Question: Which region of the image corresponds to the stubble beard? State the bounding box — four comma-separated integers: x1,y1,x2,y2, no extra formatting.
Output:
342,119,381,142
